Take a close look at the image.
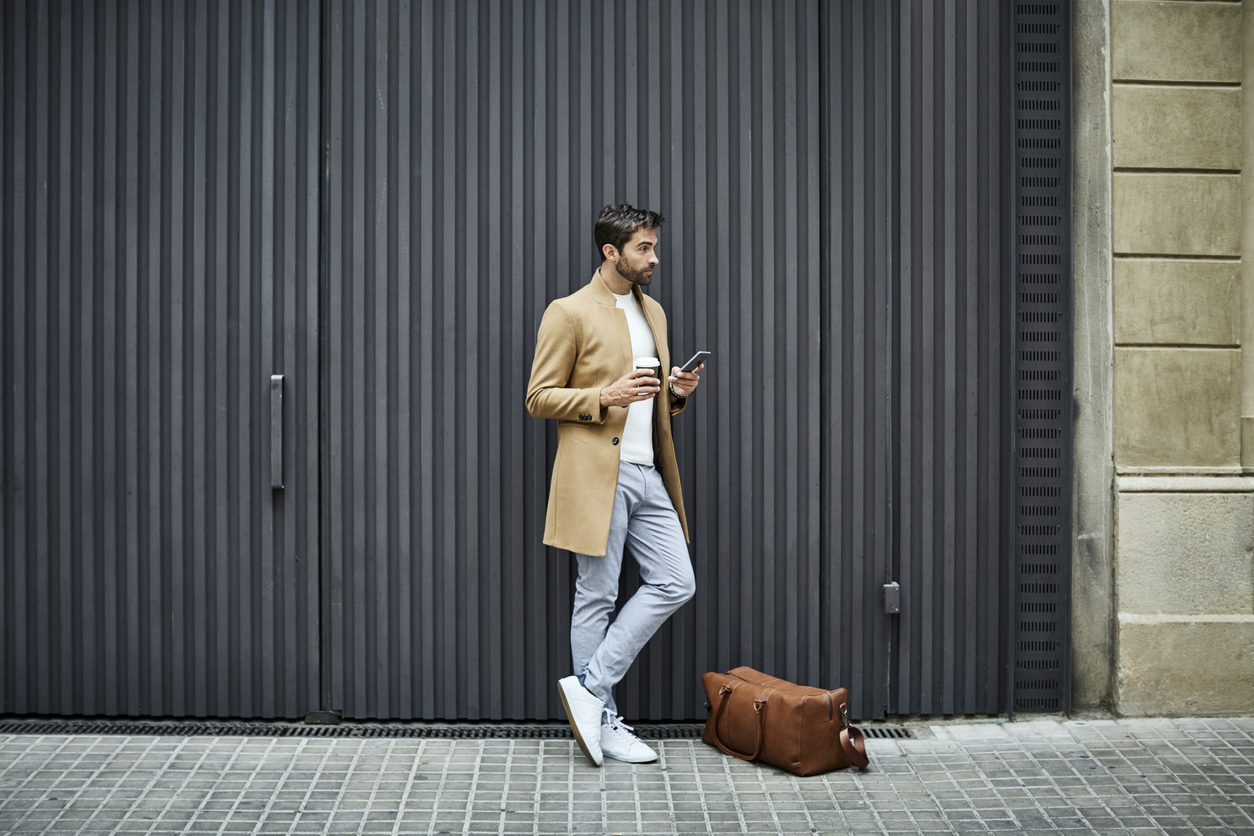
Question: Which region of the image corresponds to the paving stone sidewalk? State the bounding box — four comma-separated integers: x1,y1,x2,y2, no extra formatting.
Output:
1,716,1252,835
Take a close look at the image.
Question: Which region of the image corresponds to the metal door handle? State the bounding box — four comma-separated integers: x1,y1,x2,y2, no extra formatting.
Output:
271,375,284,489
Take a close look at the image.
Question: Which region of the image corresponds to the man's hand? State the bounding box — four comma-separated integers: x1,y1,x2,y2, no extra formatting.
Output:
668,363,704,398
600,369,661,408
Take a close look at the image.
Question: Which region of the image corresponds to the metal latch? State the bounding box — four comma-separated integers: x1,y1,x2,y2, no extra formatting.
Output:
883,581,901,614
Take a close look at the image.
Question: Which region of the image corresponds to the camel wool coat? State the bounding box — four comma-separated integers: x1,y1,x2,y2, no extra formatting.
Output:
526,270,689,557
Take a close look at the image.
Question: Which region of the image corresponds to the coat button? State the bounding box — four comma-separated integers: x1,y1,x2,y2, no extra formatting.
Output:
611,438,619,445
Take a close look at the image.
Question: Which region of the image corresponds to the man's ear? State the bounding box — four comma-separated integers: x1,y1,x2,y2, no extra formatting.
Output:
602,243,617,261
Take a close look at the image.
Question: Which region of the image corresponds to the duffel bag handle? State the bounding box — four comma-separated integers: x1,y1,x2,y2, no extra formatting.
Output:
708,684,766,762
838,702,869,771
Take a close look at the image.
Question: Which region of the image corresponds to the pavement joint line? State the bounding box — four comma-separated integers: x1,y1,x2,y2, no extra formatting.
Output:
902,747,948,836
1168,719,1254,832
799,768,823,835
424,737,453,835
9,731,92,832
1023,726,1092,832
459,739,484,836
1095,722,1183,833
122,736,196,835
319,738,356,828
938,744,990,834
127,735,196,836
1106,721,1207,836
596,741,607,835
287,731,339,832
902,741,961,836
1076,731,1135,830
4,733,82,833
628,743,644,835
689,734,716,834
488,738,510,836
227,738,272,830
717,740,748,834
248,734,309,835
988,734,1059,833
562,739,575,836
180,734,249,836
755,752,786,834
658,739,679,836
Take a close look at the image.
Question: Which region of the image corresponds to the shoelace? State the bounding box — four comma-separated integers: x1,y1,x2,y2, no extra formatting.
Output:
602,709,636,738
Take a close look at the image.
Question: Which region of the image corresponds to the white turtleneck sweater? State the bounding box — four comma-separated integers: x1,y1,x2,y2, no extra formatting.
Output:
612,290,657,466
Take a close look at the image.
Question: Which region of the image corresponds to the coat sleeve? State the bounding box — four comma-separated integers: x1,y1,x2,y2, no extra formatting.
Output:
669,388,688,418
526,302,609,423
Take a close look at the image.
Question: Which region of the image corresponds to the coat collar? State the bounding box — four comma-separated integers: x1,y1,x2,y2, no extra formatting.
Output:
589,266,645,307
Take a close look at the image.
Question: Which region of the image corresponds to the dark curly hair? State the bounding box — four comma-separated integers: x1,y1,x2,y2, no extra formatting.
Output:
594,203,666,260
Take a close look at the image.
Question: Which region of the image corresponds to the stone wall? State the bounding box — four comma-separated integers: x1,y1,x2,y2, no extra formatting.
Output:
1073,0,1117,712
1101,0,1254,715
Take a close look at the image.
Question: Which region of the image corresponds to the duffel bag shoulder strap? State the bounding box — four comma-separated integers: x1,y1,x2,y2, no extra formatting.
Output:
838,701,869,771
708,683,771,762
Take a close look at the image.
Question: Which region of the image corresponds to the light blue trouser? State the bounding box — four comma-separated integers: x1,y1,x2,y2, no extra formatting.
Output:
572,461,697,717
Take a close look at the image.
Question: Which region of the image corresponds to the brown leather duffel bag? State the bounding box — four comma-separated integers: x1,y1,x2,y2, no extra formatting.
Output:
701,667,869,776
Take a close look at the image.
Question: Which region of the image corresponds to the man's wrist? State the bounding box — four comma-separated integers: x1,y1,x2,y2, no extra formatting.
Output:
669,382,687,400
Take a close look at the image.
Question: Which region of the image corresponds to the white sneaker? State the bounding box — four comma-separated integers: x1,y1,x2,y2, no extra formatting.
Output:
599,709,659,763
558,676,604,766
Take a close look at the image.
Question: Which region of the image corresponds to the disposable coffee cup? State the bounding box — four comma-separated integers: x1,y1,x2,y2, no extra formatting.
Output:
635,357,661,379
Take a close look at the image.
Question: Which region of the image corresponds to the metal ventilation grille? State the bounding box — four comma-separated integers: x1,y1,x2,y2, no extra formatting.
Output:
0,720,696,740
1012,1,1072,715
0,720,911,741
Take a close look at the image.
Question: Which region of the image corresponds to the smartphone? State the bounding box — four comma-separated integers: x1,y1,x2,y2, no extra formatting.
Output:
679,350,711,373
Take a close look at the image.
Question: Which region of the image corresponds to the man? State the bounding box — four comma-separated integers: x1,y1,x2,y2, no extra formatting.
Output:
526,204,704,766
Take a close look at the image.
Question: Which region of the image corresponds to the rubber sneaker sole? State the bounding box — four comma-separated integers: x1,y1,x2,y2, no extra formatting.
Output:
601,745,658,764
558,678,603,767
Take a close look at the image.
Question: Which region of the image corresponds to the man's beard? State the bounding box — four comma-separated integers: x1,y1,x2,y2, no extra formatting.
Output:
615,260,652,286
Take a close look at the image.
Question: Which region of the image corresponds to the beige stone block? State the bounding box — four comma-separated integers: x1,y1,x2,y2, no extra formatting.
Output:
1112,1,1241,83
1114,348,1240,468
1112,86,1241,170
1115,617,1254,715
1112,173,1242,256
1116,492,1254,614
1113,259,1240,345
1244,417,1254,469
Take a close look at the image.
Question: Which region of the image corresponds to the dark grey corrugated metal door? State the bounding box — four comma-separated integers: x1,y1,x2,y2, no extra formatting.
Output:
822,0,1014,718
323,0,1016,722
0,0,322,717
322,0,826,720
